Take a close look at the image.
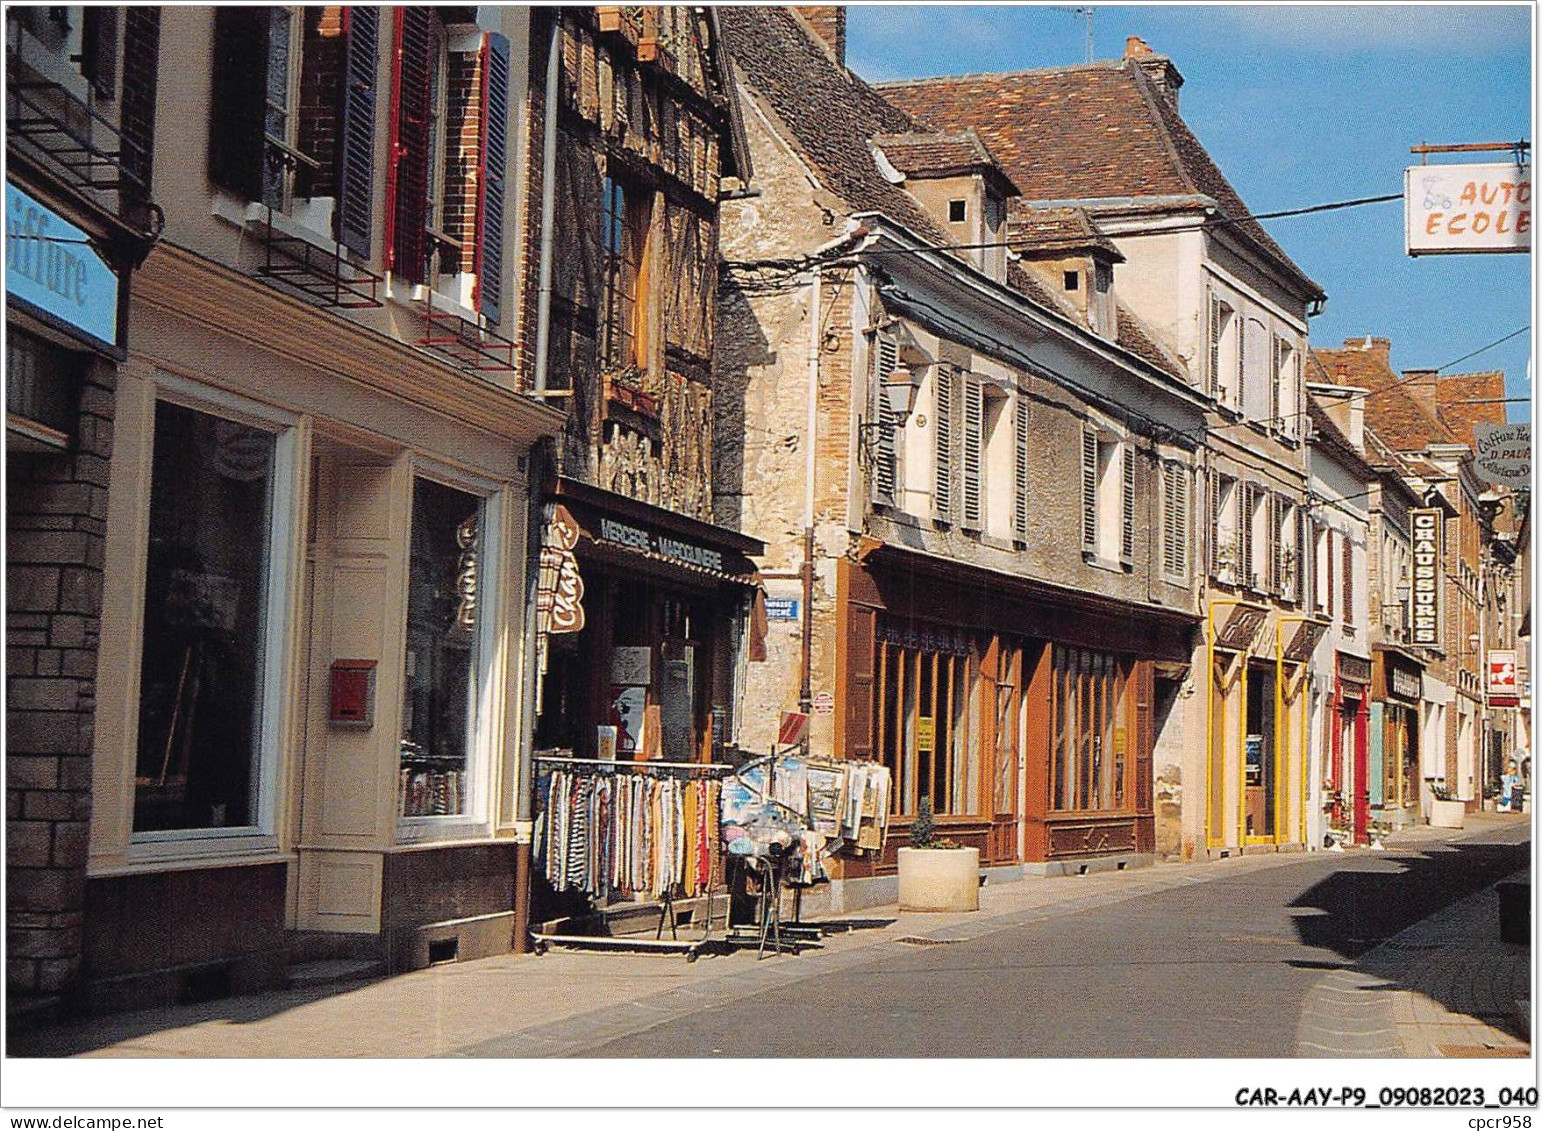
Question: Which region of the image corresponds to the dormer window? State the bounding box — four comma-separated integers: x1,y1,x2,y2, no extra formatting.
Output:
948,199,967,223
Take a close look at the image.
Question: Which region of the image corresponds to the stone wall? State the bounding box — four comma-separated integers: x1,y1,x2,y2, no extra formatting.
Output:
6,358,115,1003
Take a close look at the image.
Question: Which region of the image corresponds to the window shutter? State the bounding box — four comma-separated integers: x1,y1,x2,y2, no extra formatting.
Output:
120,7,160,196
843,602,878,760
385,6,434,280
962,372,983,530
1012,392,1029,541
1239,484,1254,591
933,365,952,522
1080,425,1098,553
1270,495,1284,596
1288,349,1303,440
1297,504,1308,605
1208,469,1221,578
82,7,119,100
208,7,270,201
1342,535,1354,625
1325,528,1336,619
1207,292,1220,397
1120,445,1136,566
334,6,380,258
1164,463,1188,581
873,334,898,506
477,31,511,323
1233,313,1245,408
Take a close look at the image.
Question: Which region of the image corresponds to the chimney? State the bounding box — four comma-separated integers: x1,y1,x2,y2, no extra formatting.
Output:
793,6,846,68
1401,367,1440,422
1124,36,1183,107
1346,335,1392,356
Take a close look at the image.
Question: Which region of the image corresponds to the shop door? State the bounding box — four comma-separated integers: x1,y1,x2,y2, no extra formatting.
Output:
1244,663,1277,841
982,639,1022,865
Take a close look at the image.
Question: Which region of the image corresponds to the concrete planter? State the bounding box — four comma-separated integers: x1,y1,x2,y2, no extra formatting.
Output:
897,846,980,912
1429,799,1466,829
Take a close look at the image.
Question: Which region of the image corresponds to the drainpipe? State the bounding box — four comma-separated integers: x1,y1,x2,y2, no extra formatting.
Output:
799,266,821,715
532,10,561,395
511,438,549,953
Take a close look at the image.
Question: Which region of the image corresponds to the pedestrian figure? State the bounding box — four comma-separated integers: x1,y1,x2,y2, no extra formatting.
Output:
1500,759,1521,812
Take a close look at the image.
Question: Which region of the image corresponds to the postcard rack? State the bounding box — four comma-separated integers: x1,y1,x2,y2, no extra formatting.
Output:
530,754,733,962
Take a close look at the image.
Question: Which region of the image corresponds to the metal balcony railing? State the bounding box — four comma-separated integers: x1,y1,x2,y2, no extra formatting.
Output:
6,69,148,203
420,302,517,374
253,206,384,310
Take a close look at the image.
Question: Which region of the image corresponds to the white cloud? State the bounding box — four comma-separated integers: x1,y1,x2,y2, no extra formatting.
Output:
1218,4,1531,52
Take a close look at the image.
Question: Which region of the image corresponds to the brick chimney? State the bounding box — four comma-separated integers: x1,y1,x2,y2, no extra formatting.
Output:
794,6,846,68
1124,35,1183,107
1400,367,1441,423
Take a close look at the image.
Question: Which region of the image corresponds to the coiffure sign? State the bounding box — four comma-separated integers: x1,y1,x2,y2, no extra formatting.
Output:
5,182,119,350
1405,163,1531,255
1409,509,1443,647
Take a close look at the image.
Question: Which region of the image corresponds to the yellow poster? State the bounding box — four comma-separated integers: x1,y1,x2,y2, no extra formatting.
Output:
917,716,935,753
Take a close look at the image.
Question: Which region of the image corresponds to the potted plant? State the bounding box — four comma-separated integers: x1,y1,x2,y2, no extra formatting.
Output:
897,797,980,912
1428,781,1465,829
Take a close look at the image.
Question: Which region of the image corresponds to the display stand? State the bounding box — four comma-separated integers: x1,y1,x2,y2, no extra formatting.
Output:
530,755,732,963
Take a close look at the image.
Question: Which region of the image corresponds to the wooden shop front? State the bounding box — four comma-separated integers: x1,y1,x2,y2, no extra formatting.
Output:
835,547,1194,878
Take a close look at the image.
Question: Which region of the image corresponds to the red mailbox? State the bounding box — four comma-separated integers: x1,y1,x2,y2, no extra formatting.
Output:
329,659,377,727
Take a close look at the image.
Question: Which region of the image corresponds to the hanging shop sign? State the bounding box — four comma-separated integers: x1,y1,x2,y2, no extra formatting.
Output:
1488,649,1520,707
5,182,121,351
1213,602,1269,653
1282,618,1329,664
1409,509,1443,647
1470,422,1531,488
1336,652,1372,688
1405,162,1531,256
535,504,586,702
1389,666,1423,704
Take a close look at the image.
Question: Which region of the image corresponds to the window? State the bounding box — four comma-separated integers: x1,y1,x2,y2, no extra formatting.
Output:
399,477,490,821
1064,270,1079,292
1207,291,1239,406
1050,646,1130,813
1315,524,1334,619
601,175,653,370
1162,461,1190,584
1243,483,1269,592
875,624,980,817
948,198,967,223
981,386,1012,540
133,402,279,834
1080,425,1134,567
1276,498,1300,602
383,9,511,318
1242,318,1271,422
1209,472,1239,584
1273,334,1301,438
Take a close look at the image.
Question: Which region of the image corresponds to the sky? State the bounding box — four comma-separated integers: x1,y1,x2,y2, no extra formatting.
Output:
846,3,1534,422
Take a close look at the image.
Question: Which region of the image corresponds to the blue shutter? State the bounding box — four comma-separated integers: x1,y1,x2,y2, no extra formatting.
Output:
478,31,510,324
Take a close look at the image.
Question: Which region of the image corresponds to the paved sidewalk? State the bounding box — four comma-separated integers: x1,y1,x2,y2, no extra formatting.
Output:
1295,813,1532,1058
11,816,1530,1059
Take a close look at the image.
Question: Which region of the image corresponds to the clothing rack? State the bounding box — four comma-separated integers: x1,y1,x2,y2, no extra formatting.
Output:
531,754,732,962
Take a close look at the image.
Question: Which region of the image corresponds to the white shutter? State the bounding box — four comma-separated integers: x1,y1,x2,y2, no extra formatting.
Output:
962,371,983,530
1208,469,1221,578
1080,425,1098,553
1239,483,1254,590
1207,292,1220,397
933,364,953,522
1271,336,1285,430
1233,313,1245,411
1271,495,1285,597
874,333,898,505
1012,391,1029,541
1296,503,1308,605
1120,444,1135,566
1287,348,1303,440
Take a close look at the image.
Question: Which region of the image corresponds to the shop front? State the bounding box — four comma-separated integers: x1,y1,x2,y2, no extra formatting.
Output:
832,547,1192,907
1329,650,1372,844
1372,645,1424,830
81,244,561,1010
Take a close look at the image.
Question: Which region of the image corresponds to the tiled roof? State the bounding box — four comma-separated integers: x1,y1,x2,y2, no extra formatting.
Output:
717,7,947,243
1009,206,1122,259
870,129,1018,194
1435,370,1507,447
1311,342,1454,454
877,61,1323,299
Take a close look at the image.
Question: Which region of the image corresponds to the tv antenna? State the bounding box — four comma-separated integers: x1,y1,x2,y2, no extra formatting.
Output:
1052,6,1095,63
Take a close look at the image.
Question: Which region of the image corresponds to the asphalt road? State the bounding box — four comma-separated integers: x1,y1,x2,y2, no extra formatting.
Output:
575,832,1530,1058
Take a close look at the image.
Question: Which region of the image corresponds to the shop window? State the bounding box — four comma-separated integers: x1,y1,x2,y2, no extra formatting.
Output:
399,476,488,821
1049,645,1130,813
133,402,278,834
601,174,652,371
875,625,981,817
6,329,81,446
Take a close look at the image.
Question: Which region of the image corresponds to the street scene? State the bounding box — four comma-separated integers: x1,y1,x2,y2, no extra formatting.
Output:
2,0,1532,1104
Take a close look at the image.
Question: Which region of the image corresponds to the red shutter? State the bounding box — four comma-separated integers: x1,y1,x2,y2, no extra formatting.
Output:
385,6,433,281
336,6,380,258
208,7,269,201
476,31,510,324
